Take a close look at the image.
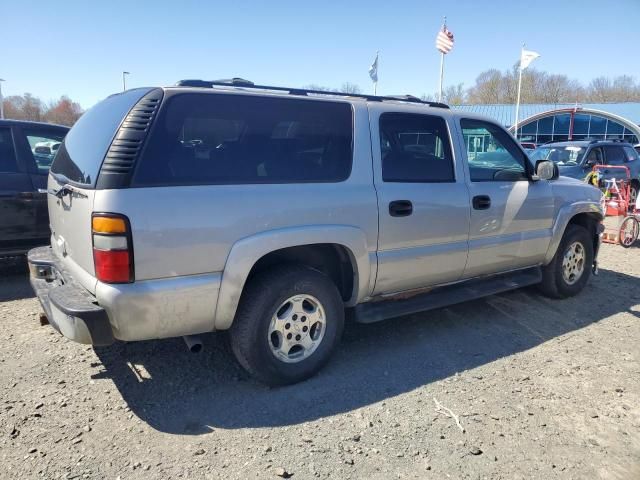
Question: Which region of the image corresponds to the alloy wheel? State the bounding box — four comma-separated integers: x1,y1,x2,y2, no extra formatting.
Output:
268,294,326,363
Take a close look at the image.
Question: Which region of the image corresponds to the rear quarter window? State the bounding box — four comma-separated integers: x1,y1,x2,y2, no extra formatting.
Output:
133,93,353,186
51,88,151,186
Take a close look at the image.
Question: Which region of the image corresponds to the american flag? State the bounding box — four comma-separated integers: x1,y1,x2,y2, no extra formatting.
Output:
435,25,454,54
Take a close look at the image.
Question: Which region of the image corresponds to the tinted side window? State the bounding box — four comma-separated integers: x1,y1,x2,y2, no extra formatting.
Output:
379,113,454,183
51,88,150,186
134,94,353,185
585,147,603,165
461,119,527,182
622,146,638,162
604,146,625,165
24,129,67,173
0,128,18,173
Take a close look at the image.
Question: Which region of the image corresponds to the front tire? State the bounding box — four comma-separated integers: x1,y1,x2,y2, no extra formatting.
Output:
539,224,594,299
229,264,344,386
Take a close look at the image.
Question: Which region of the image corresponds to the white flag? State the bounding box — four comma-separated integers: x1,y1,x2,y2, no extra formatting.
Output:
520,49,540,70
368,52,378,83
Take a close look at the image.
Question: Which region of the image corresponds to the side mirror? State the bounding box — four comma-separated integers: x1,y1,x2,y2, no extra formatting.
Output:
535,160,558,181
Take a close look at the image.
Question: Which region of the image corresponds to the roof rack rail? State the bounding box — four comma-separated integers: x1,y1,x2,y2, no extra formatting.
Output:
589,138,628,144
174,78,450,109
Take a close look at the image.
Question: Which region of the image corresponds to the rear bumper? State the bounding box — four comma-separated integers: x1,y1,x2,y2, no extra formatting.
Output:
28,246,114,345
28,246,222,345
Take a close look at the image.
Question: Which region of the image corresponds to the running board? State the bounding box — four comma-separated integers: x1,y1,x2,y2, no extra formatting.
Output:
353,267,542,324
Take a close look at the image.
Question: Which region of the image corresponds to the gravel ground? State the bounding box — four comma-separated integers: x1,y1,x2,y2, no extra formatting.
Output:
0,244,639,480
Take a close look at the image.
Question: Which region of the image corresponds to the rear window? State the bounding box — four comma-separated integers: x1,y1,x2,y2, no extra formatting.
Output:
133,93,353,186
51,88,151,186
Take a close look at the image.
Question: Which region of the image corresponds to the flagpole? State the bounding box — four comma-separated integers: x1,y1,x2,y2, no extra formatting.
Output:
438,16,446,103
514,43,524,139
438,52,445,102
375,51,378,95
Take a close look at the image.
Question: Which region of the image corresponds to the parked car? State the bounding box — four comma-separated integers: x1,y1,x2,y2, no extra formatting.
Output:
28,81,603,385
530,140,640,206
0,119,69,257
32,140,61,167
520,141,536,150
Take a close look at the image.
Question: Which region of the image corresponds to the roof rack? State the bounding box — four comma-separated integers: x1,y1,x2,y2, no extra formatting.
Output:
589,138,628,144
541,138,630,146
175,78,450,109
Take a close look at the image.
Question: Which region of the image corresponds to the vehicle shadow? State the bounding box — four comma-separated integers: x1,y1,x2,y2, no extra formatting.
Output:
92,267,640,435
0,258,33,302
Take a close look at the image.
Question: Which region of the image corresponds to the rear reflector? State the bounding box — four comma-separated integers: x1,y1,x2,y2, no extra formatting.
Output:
92,213,133,283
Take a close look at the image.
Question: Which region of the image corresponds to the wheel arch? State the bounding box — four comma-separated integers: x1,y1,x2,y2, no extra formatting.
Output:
544,203,603,265
214,225,373,330
246,244,355,302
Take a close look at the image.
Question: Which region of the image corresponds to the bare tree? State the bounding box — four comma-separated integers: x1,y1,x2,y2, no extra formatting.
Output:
610,75,640,101
584,75,640,102
464,68,639,105
587,77,612,102
301,83,362,94
442,83,466,105
466,69,503,103
302,84,332,92
339,82,362,94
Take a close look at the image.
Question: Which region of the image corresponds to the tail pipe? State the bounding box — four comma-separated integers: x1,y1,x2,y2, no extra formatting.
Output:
183,335,203,353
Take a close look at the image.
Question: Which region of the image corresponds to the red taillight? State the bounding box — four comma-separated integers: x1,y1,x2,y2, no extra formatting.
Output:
93,250,131,283
92,213,133,283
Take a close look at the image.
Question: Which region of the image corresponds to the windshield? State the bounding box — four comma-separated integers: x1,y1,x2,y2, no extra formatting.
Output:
530,146,586,166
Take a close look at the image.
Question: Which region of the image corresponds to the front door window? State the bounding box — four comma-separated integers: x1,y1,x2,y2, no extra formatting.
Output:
461,119,528,182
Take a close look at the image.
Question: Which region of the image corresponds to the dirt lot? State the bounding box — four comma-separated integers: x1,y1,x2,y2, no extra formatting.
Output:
1,243,639,480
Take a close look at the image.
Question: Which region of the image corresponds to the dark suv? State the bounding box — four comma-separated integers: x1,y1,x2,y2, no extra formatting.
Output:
531,140,640,205
0,119,69,257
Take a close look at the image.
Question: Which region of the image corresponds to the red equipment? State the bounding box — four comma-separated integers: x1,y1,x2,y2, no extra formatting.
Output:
592,165,639,247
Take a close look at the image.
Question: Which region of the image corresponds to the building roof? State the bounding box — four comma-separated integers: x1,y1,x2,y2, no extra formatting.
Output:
452,102,640,127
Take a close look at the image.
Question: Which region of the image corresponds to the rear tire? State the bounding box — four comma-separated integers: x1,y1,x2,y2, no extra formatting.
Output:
619,216,639,248
539,224,594,299
229,264,344,386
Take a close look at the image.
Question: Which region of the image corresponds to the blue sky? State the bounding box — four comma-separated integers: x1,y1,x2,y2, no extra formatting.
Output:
1,0,639,108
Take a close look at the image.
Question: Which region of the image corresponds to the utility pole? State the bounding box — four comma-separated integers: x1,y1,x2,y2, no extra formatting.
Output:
0,79,5,119
122,71,130,91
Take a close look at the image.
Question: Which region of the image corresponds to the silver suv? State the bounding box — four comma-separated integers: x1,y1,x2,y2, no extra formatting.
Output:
28,80,604,385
